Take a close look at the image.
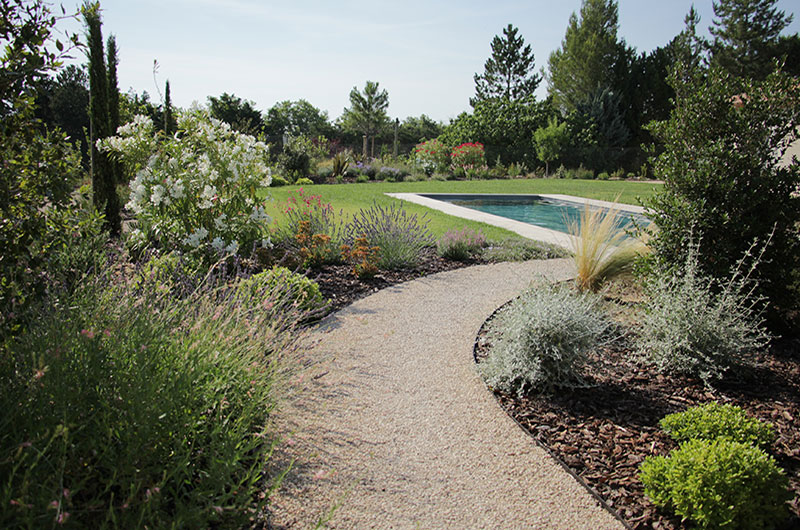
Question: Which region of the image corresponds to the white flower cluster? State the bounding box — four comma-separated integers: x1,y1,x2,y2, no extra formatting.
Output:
101,108,274,256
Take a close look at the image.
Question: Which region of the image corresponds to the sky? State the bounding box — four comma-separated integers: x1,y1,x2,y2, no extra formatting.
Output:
57,0,799,123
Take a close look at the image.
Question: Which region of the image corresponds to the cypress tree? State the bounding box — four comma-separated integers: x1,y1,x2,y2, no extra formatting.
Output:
164,79,172,135
471,24,541,106
83,2,120,234
106,33,123,184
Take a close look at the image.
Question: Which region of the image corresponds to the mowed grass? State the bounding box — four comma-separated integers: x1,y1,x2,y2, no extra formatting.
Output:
262,179,662,240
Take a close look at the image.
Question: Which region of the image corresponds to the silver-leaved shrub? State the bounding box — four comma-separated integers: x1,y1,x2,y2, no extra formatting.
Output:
99,108,273,257
635,244,770,385
480,284,610,396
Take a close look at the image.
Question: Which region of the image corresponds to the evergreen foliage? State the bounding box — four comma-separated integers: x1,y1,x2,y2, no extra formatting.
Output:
341,80,390,151
163,79,173,135
533,117,569,175
644,65,800,323
83,1,120,235
471,24,541,106
263,99,333,138
547,0,624,112
709,0,793,79
207,92,263,134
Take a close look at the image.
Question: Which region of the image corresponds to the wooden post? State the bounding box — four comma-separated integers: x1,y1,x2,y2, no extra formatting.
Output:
362,134,367,158
371,136,375,159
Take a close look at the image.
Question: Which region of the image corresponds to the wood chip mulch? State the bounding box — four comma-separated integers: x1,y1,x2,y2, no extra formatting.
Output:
475,312,800,530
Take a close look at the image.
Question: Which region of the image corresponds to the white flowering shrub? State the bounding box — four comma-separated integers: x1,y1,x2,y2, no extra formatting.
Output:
100,108,273,257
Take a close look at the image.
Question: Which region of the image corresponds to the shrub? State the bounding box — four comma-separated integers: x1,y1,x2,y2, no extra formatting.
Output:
346,202,433,270
271,175,289,187
636,243,771,385
507,162,526,178
437,228,487,261
236,266,325,313
413,138,450,175
377,166,402,181
99,110,272,258
450,142,486,172
640,439,790,530
482,238,569,262
645,66,800,322
659,402,775,449
480,284,611,396
355,173,370,184
273,189,343,268
295,177,314,186
340,235,381,279
331,150,350,178
278,135,313,180
0,258,307,528
568,202,649,292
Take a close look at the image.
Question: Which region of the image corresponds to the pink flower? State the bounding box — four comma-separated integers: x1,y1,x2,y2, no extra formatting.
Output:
55,511,70,524
80,329,95,339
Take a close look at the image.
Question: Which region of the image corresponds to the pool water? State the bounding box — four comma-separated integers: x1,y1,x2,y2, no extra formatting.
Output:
423,194,645,235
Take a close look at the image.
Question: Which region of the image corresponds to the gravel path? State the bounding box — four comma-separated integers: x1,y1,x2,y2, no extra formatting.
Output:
268,259,624,530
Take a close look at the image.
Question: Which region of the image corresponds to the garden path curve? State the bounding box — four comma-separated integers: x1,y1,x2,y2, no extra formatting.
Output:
268,259,623,530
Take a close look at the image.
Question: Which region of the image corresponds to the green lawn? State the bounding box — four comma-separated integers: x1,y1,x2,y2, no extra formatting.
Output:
263,179,662,240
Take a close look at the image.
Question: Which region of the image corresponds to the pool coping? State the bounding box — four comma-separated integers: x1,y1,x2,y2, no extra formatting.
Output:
386,193,646,249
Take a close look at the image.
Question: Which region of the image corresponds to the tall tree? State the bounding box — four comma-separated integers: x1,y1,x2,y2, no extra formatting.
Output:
471,24,541,106
163,79,173,135
83,1,120,235
263,99,333,139
341,80,389,154
709,0,793,79
547,0,623,112
207,92,263,134
106,33,122,184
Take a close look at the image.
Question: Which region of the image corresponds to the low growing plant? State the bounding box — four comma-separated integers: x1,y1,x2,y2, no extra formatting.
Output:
480,284,611,396
341,235,381,279
481,238,569,262
0,257,307,528
273,189,344,268
437,228,487,261
636,242,771,385
640,439,790,530
659,402,775,449
345,202,434,270
236,266,326,314
568,202,649,292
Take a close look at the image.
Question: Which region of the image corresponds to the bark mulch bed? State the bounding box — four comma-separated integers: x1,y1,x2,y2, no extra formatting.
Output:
475,307,800,530
310,247,481,313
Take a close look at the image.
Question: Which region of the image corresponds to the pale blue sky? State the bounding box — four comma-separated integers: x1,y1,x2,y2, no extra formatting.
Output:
59,0,799,123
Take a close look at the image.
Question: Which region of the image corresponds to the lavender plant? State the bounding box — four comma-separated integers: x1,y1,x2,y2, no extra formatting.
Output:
346,202,434,270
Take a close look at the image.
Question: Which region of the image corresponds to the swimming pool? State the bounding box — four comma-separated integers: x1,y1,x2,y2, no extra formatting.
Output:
419,194,646,235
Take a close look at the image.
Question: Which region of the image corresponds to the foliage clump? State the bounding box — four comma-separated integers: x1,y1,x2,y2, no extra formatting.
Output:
640,439,790,530
635,243,770,385
480,284,610,396
273,188,344,268
100,109,273,258
660,402,775,449
644,65,800,323
437,228,487,261
346,202,433,270
236,266,326,313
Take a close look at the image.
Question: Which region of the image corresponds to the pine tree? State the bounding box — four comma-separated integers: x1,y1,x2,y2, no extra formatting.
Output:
341,81,389,155
547,0,622,111
83,1,120,235
709,0,793,79
471,24,541,106
164,79,172,135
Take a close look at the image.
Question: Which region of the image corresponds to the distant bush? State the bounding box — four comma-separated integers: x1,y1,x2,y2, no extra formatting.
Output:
640,439,790,530
437,228,486,261
356,173,370,183
660,402,775,449
295,177,314,186
346,202,433,270
413,138,450,175
278,135,313,180
480,284,610,395
636,243,770,385
450,142,486,173
271,175,289,187
482,238,569,262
